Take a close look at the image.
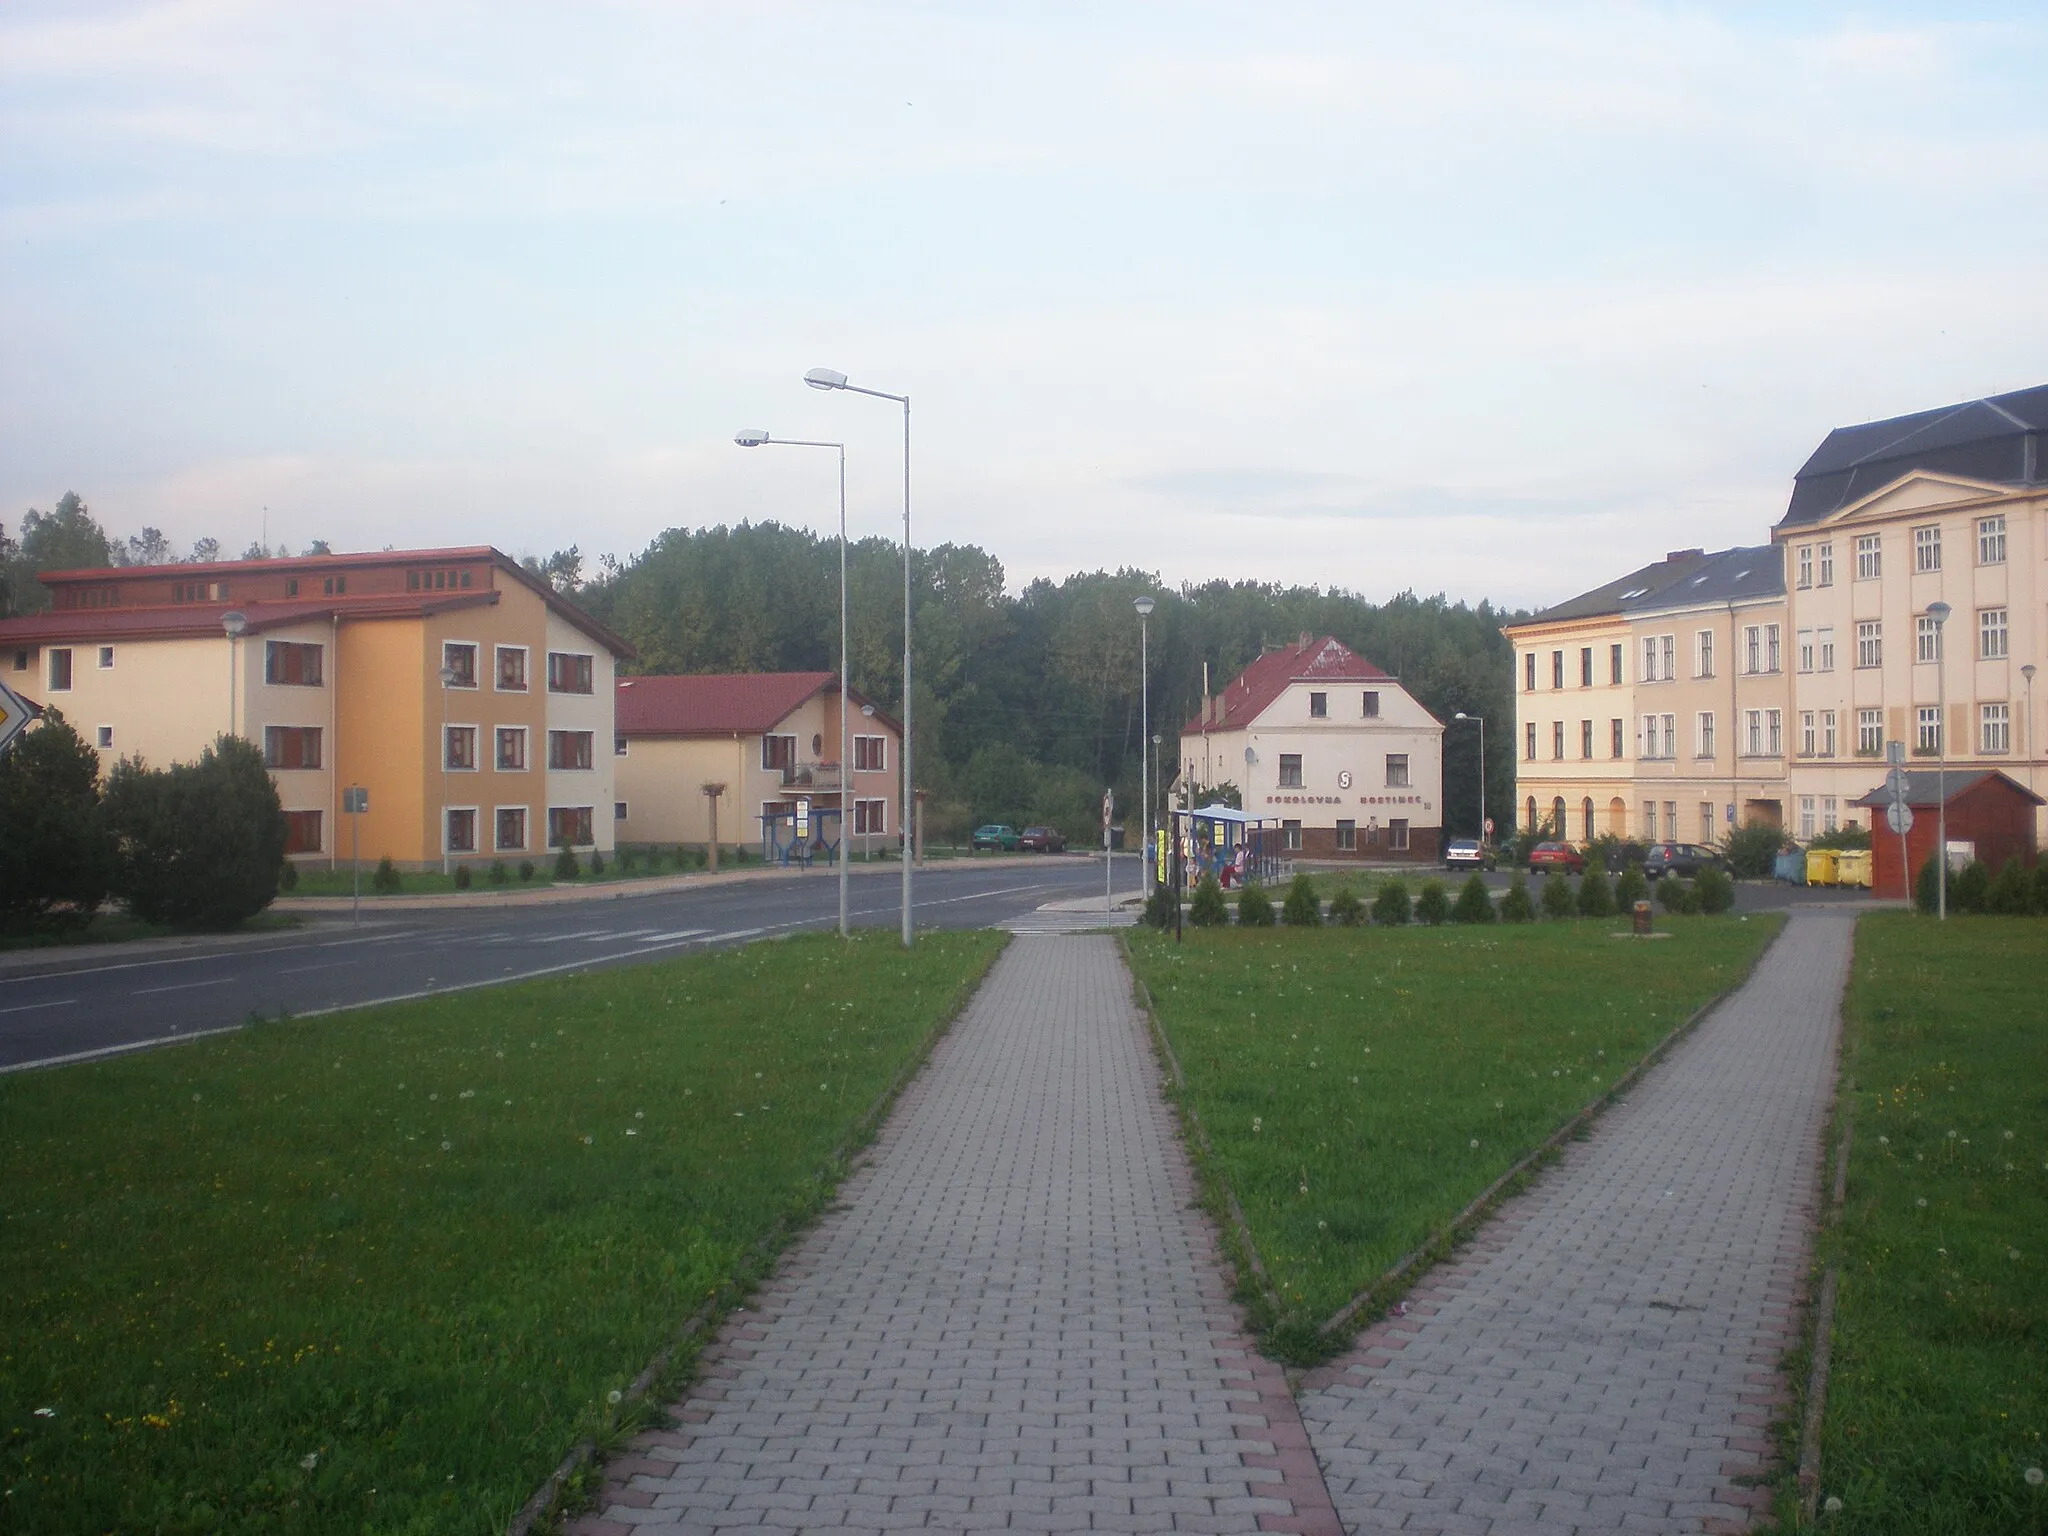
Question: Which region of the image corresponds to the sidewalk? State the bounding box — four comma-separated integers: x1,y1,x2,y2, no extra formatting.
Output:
568,935,1340,1535
1296,907,1853,1533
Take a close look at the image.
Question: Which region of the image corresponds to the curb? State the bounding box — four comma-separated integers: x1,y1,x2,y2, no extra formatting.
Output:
1797,1082,1857,1520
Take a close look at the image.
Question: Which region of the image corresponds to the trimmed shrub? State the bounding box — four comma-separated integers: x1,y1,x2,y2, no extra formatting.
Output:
588,849,606,877
1654,874,1689,913
103,735,287,929
617,844,638,872
1540,871,1576,919
0,711,115,933
453,864,472,890
1143,884,1176,928
372,856,402,894
1949,859,1989,915
1372,878,1412,926
518,859,536,883
277,859,298,893
1451,873,1495,923
1722,820,1787,879
1986,858,2033,915
554,848,580,881
1914,855,1940,915
1613,865,1648,912
1576,867,1615,918
488,860,509,886
1500,872,1536,923
1237,882,1275,927
1189,873,1229,927
1414,879,1449,926
1694,866,1735,914
1282,873,1322,926
1327,887,1365,926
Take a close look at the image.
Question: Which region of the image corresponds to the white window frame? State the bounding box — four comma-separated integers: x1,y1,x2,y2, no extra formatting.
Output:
48,647,72,691
1857,621,1882,669
1916,706,1941,754
1821,710,1837,758
1387,818,1410,852
548,729,596,772
1278,753,1304,787
854,734,889,773
1916,615,1943,664
1696,711,1715,759
1745,709,1763,756
1308,691,1328,718
854,798,887,835
442,639,481,690
1913,524,1941,573
96,725,114,748
1641,636,1658,683
1818,543,1834,586
1857,709,1882,756
1659,634,1675,681
1766,624,1781,673
1799,796,1816,840
1797,630,1814,673
1385,753,1410,788
1856,533,1881,580
97,645,115,669
495,725,529,773
1695,629,1714,679
1818,627,1835,672
762,733,797,773
1767,709,1782,756
1977,515,2006,566
1700,802,1715,841
495,644,530,692
445,805,480,855
1979,608,2008,660
1796,545,1813,588
1822,797,1838,832
445,723,480,772
1800,711,1816,758
1644,801,1658,840
1743,626,1761,674
1981,703,2010,754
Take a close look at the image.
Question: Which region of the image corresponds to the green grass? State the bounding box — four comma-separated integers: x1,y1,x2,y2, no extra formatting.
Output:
0,911,301,952
1813,913,2048,1532
0,930,1004,1535
1125,914,1782,1356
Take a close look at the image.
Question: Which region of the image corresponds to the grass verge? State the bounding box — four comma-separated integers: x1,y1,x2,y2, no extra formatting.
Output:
0,911,301,953
0,929,1004,1536
1124,914,1782,1361
1803,912,2047,1532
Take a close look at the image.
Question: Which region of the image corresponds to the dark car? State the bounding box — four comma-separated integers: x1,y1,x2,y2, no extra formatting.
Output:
971,824,1021,852
1643,842,1724,879
1018,825,1067,853
1527,841,1586,875
1444,837,1494,872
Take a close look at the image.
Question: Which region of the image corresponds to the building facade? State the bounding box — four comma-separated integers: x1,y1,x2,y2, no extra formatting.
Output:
1176,635,1444,862
0,546,632,869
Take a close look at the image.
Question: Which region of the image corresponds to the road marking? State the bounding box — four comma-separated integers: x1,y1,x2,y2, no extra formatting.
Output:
531,930,618,943
636,929,709,943
1,1024,245,1075
132,976,236,996
316,930,421,949
0,997,79,1016
278,961,351,975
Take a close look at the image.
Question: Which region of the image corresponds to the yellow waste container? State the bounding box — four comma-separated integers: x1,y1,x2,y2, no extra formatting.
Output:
1836,848,1872,889
1805,848,1840,886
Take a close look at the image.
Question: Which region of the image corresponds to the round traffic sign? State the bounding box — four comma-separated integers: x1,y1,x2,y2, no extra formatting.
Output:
1886,801,1914,835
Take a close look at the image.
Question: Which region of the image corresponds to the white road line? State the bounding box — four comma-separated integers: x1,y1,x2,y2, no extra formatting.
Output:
316,930,421,949
278,961,351,975
531,930,618,943
636,929,709,943
132,976,236,996
0,997,79,1016
1,1024,245,1075
4,950,232,981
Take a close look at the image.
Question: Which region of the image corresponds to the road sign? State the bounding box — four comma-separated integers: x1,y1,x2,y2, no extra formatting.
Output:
1886,802,1915,835
1884,767,1908,804
0,677,39,758
1886,740,1906,767
343,786,369,814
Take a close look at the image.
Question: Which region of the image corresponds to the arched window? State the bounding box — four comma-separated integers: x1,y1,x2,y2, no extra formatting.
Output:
1525,795,1538,832
1608,797,1627,836
1582,797,1595,841
1551,797,1567,837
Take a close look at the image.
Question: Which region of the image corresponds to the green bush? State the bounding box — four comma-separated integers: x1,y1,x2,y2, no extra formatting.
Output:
1540,871,1576,919
1694,866,1735,914
1654,874,1689,913
1451,873,1495,923
1282,873,1322,926
2035,862,2048,916
1414,879,1449,926
518,859,536,883
617,844,638,872
1499,872,1535,923
1809,823,1872,851
453,864,472,890
1613,865,1648,912
276,859,298,893
1143,884,1176,928
1327,887,1365,926
1237,882,1275,927
1915,855,1940,915
1721,819,1788,879
488,859,508,886
1372,878,1411,926
372,856,402,894
1985,858,2033,915
1188,873,1229,927
588,849,606,877
553,848,579,881
102,736,286,930
1576,866,1615,918
1949,858,1989,914
0,710,114,933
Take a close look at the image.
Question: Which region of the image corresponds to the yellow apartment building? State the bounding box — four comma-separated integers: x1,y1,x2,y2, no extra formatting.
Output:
0,546,632,869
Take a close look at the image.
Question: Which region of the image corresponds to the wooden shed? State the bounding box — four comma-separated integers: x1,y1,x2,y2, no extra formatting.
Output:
1850,770,2043,900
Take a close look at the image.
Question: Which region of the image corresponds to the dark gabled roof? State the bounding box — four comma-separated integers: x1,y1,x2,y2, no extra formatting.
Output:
1848,769,2044,810
1182,635,1394,733
1519,548,1715,627
615,672,900,739
1779,383,2048,529
1629,545,1785,612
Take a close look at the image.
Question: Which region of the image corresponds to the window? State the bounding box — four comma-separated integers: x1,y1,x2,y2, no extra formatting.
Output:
1796,545,1813,588
854,799,887,835
1767,709,1782,756
547,806,594,847
1822,797,1839,833
1552,721,1565,759
854,735,888,772
1581,719,1593,758
1642,637,1658,682
11,649,29,672
1744,626,1761,674
1858,708,1883,756
263,726,323,769
1856,534,1881,580
1385,753,1410,787
1766,624,1781,673
1916,615,1943,664
1913,524,1941,573
1978,515,2006,565
48,648,72,690
1661,634,1675,680
97,645,114,669
1336,819,1356,851
1610,718,1624,758
1980,608,2008,660
496,807,527,851
1387,818,1410,852
1746,710,1763,756
264,641,323,686
1282,820,1303,851
1701,802,1716,842
1818,543,1834,586
614,735,628,756
442,642,477,688
547,652,593,693
1552,650,1564,689
496,646,528,691
615,801,628,820
1581,798,1595,841
96,725,114,748
285,578,300,597
548,730,594,770
1697,711,1715,759
1278,753,1303,787
284,810,322,854
1800,711,1816,757
1309,691,1328,718
1525,722,1536,760
322,574,347,597
446,808,477,854
1857,621,1882,669
1610,643,1623,684
1362,690,1380,717
1800,796,1816,840
444,725,477,771
1982,703,2010,754
1642,714,1662,758
1644,801,1658,840
172,580,228,603
762,734,796,773
1665,801,1677,839
1524,653,1536,691
1916,706,1941,754
1660,714,1675,759
1696,629,1714,678
1821,710,1837,758
1818,627,1835,672
1579,647,1593,687
408,567,473,592
496,727,527,772
1797,630,1814,673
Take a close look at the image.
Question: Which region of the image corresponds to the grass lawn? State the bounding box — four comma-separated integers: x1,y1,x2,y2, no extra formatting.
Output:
0,930,1004,1536
1814,913,2048,1532
1,911,302,953
1124,914,1782,1357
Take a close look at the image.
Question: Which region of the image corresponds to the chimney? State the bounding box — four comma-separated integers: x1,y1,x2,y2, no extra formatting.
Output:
1666,548,1703,562
1299,631,1312,650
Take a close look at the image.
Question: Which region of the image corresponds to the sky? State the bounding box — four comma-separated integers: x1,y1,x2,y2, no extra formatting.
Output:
3,1,2045,611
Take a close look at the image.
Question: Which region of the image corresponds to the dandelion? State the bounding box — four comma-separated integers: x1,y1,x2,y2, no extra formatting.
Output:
625,1129,637,1136
1916,1197,1927,1208
1824,1495,1842,1514
2025,1466,2044,1485
582,1134,594,1145
440,1141,451,1152
33,1408,54,1419
301,1453,319,1471
1948,1129,1957,1139
1317,1220,1327,1229
607,1390,623,1406
191,1093,201,1103
635,1110,645,1118
458,1090,474,1100
2012,1249,2022,1261
1878,1135,1889,1145
1470,1139,1480,1149
2004,1130,2014,1140
1252,1117,1262,1133
429,1093,438,1102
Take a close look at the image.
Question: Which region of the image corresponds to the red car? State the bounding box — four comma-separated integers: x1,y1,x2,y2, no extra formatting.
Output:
1526,841,1586,874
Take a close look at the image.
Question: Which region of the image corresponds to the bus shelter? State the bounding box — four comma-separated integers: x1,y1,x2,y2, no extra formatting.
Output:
761,798,843,868
1174,803,1280,889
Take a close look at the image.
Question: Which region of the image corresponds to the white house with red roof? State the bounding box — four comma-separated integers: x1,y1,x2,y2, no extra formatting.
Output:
1177,635,1445,862
613,672,902,857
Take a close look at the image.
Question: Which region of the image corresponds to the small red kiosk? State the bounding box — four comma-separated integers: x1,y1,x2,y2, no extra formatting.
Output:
1850,770,2043,899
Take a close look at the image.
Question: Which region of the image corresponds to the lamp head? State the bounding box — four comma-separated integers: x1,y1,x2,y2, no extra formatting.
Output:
221,610,248,638
861,703,876,717
438,665,457,687
1926,600,1952,625
1454,711,1471,721
734,429,770,447
804,367,848,391
2025,663,2038,683
1133,595,1156,618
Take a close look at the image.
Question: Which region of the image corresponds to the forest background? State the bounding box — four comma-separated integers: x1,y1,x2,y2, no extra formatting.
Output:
3,494,1524,846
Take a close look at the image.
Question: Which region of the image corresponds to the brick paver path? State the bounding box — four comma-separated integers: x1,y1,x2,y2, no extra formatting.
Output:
1297,908,1853,1534
571,934,1340,1535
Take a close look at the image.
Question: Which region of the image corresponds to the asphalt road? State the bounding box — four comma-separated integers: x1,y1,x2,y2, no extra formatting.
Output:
0,857,1122,1074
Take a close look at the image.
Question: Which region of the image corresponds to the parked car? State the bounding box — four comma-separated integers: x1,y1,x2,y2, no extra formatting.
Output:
1602,839,1649,873
1526,841,1586,874
1642,842,1725,879
1018,825,1067,853
1444,838,1494,872
971,824,1021,852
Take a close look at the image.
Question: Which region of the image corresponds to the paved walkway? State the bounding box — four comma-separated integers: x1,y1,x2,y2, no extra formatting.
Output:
571,933,1340,1535
1296,908,1853,1534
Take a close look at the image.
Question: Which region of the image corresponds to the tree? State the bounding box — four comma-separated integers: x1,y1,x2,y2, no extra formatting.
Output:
1372,878,1412,926
1188,873,1229,926
103,736,286,928
1282,873,1322,926
9,492,112,614
0,709,113,931
189,537,221,563
1414,879,1450,925
115,526,176,566
1451,873,1495,923
1576,867,1615,918
1540,871,1577,919
1500,872,1536,922
1237,881,1275,926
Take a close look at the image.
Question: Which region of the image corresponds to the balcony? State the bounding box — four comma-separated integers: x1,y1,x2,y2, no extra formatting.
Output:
779,761,845,792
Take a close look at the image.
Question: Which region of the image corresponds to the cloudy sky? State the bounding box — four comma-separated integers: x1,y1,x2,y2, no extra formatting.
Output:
3,1,2044,609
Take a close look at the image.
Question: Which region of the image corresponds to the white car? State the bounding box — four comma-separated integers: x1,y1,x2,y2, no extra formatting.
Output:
1444,838,1495,872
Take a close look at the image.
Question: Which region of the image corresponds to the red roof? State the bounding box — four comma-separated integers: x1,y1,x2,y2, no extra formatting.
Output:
615,672,901,738
1182,635,1393,733
0,591,500,646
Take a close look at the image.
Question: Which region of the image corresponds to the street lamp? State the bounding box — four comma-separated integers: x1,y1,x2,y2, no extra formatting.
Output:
736,429,851,939
806,365,915,948
1453,712,1486,845
221,610,248,740
2024,663,2039,798
1926,601,1950,920
1134,595,1155,893
438,662,456,876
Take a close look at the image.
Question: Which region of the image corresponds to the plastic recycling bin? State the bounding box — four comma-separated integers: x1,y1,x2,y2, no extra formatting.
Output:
1805,848,1840,886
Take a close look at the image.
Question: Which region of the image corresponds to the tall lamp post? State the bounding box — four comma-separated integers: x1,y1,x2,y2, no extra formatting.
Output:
1134,595,1155,892
1453,711,1485,845
736,429,851,939
221,610,248,740
2024,663,2039,798
805,366,914,948
1926,601,1950,920
438,662,456,876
